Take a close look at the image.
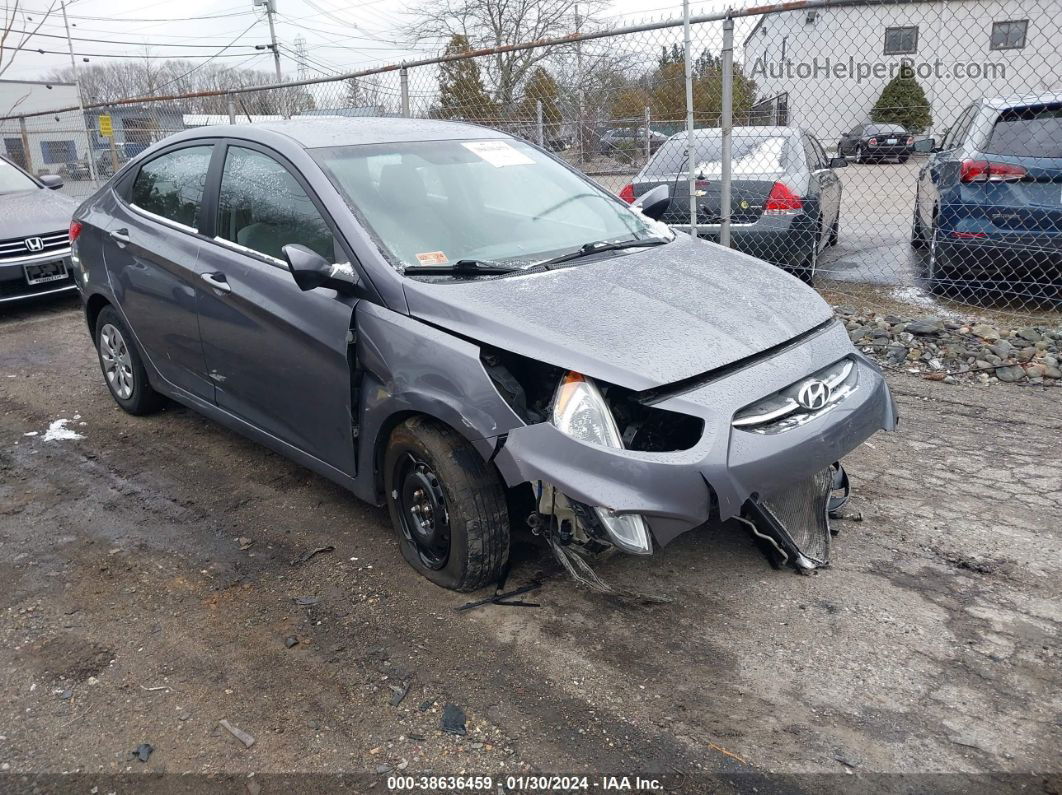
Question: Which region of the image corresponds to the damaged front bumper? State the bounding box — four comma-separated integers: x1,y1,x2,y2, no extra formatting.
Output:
492,322,897,552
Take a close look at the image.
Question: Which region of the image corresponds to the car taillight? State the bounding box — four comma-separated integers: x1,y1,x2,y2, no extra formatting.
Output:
69,220,82,242
618,183,635,203
906,136,914,145
868,137,877,146
763,182,803,215
960,160,1028,183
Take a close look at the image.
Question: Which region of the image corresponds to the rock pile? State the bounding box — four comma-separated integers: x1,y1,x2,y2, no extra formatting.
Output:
835,306,1062,386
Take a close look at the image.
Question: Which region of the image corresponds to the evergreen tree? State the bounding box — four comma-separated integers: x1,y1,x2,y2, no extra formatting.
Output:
517,67,562,127
436,35,495,121
870,69,932,133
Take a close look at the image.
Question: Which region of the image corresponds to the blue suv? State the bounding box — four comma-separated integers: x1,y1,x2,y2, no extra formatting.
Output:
912,94,1062,301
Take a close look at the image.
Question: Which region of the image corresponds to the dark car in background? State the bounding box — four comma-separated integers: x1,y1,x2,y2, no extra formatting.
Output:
838,122,914,163
0,155,77,304
911,93,1062,299
599,127,668,157
70,118,895,590
621,126,846,284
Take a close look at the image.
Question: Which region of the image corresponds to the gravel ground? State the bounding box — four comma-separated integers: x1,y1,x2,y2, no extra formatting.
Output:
1,296,1060,792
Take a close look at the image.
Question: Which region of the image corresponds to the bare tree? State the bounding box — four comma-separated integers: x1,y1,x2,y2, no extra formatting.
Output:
404,0,605,108
1,0,61,81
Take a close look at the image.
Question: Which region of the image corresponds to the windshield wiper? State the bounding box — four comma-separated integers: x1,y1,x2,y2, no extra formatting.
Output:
403,258,521,276
535,237,670,268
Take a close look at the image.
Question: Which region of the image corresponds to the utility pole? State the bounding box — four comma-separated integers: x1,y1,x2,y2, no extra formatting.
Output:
61,0,97,181
575,4,585,165
682,0,696,238
254,0,282,82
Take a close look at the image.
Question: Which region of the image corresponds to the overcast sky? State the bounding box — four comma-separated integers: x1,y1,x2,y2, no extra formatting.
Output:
1,0,759,86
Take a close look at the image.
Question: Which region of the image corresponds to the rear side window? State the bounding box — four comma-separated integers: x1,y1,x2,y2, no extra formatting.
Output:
216,146,334,262
985,106,1062,157
131,146,213,229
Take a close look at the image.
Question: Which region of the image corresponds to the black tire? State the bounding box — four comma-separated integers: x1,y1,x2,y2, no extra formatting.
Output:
94,305,162,415
910,206,927,249
924,226,955,296
792,218,821,286
855,145,865,164
827,214,840,248
384,416,509,592
899,154,910,164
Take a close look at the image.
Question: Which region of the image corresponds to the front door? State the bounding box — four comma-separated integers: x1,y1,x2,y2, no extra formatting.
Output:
194,143,358,475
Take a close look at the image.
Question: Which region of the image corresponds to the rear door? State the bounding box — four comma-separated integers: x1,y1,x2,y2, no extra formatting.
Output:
102,142,217,401
194,141,358,475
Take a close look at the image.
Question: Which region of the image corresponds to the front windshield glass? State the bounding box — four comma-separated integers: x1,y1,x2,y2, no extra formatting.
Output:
0,159,39,193
314,139,669,272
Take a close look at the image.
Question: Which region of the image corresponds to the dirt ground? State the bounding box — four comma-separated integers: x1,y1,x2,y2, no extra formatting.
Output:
1,296,1060,793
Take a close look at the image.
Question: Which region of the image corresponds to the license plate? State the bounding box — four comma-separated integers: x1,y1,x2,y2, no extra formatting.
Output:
24,260,68,286
887,138,898,144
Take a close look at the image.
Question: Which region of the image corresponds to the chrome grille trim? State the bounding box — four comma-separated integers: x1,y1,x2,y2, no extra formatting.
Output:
732,358,857,433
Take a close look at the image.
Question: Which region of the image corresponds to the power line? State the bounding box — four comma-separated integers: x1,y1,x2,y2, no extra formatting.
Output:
2,27,261,47
152,18,263,91
0,43,264,59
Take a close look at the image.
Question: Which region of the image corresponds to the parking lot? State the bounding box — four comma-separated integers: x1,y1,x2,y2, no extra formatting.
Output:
1,296,1059,785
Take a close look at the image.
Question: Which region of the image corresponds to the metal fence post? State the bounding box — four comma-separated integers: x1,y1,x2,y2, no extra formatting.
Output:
682,0,697,238
536,100,544,147
719,15,734,248
400,66,410,118
227,95,236,125
644,106,651,163
18,117,33,175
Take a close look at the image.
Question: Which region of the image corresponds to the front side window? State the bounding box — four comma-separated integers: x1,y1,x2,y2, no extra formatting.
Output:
0,157,39,193
884,26,918,55
217,146,334,262
131,145,213,229
315,139,663,272
990,20,1027,50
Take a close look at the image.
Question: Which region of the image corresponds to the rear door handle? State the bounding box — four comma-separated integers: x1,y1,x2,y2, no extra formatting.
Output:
109,228,130,246
201,272,231,293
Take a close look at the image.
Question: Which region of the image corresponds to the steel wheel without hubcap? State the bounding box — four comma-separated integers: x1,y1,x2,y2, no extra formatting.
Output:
394,452,450,570
99,323,134,400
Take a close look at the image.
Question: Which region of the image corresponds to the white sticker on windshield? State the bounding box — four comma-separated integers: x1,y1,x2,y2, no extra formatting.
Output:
462,140,535,167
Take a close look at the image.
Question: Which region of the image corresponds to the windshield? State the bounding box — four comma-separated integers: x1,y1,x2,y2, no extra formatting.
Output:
0,159,39,193
649,133,790,176
314,139,667,272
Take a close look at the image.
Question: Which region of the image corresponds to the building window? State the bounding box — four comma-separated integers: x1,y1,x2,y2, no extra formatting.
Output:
40,140,76,164
884,25,918,55
990,19,1028,50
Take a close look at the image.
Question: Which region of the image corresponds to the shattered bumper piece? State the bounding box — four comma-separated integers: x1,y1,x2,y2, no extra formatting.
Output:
745,466,835,571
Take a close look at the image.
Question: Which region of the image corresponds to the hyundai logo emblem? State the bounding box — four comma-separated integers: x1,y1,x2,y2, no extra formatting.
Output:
25,236,44,252
797,379,831,411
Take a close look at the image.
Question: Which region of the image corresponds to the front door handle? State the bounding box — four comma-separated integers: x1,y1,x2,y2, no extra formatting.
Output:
201,272,231,293
109,228,130,246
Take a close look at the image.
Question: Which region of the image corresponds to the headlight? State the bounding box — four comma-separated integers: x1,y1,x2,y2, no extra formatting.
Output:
551,372,652,555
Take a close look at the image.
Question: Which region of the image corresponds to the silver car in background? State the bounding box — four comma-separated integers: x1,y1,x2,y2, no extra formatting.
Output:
0,156,77,304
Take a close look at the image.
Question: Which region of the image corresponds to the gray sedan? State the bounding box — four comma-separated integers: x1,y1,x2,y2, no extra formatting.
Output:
72,118,896,591
0,155,78,304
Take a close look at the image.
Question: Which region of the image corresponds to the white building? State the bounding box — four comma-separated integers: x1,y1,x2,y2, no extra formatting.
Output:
0,80,92,175
742,0,1062,145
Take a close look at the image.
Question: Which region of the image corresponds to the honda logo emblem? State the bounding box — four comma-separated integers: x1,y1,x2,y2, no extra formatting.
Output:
797,379,831,411
25,236,44,252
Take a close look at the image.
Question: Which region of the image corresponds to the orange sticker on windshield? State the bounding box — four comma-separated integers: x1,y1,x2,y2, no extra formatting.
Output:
415,251,449,266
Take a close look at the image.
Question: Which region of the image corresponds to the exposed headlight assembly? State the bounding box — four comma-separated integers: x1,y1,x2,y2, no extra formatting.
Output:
551,372,652,555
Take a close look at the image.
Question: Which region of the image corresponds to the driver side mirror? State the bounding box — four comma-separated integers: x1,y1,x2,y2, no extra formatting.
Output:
39,174,64,190
632,183,670,221
282,243,357,292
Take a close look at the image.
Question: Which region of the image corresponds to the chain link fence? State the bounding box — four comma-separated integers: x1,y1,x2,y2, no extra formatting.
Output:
3,0,1060,313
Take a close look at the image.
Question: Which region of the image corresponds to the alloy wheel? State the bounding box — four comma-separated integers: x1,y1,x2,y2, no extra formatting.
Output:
99,323,134,400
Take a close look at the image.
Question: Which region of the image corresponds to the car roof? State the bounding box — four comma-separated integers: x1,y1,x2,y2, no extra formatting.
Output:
667,125,795,141
980,92,1062,110
184,116,511,149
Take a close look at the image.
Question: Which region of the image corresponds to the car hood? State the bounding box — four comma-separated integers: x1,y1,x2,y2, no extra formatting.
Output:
401,235,834,392
0,189,77,239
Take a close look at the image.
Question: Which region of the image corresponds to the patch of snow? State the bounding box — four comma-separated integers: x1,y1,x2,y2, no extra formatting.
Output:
23,431,38,437
42,419,83,442
888,285,966,321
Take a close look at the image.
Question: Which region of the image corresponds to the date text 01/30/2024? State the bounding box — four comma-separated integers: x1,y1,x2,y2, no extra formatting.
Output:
387,775,664,791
